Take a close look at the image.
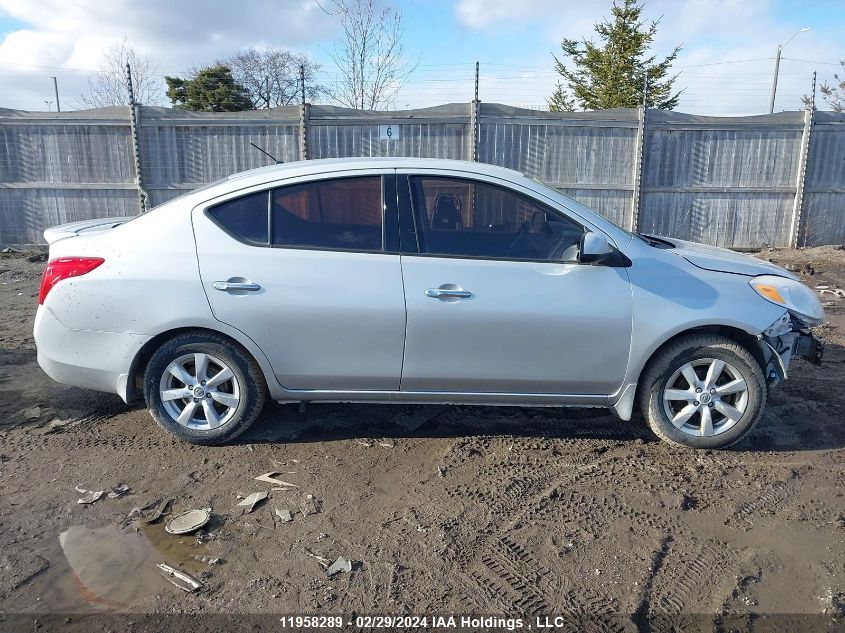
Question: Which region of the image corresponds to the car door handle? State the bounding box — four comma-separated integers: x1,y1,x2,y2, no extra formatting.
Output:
213,281,261,292
425,288,472,299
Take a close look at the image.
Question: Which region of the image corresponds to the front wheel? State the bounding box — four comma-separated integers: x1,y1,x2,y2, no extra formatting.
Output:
638,334,766,449
144,332,266,445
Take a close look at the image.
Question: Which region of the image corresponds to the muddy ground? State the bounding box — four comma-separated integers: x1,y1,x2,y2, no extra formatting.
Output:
0,247,843,632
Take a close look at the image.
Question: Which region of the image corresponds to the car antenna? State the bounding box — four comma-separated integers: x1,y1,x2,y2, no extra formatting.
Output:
250,142,283,164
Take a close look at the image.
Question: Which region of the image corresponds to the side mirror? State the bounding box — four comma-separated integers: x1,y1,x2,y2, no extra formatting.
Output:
580,231,614,264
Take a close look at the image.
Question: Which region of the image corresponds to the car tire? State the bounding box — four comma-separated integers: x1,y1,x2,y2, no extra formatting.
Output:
143,332,266,445
638,334,766,449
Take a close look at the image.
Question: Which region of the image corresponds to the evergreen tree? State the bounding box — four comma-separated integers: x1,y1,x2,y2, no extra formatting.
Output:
549,0,682,111
165,65,253,112
819,61,844,112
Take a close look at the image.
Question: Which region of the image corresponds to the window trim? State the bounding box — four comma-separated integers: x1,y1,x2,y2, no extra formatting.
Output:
403,174,590,265
203,174,400,255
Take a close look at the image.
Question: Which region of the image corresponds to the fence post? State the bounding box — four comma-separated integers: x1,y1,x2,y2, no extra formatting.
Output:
300,103,310,160
125,62,147,213
469,61,480,161
629,105,647,232
790,107,814,248
299,65,310,160
470,100,480,162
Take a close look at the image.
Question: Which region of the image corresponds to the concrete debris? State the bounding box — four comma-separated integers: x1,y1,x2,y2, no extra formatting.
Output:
192,555,222,565
145,499,173,524
818,288,845,298
326,556,353,578
378,440,395,448
300,494,322,517
156,562,204,592
107,483,131,499
274,507,293,523
76,486,104,505
166,508,212,535
255,471,299,489
237,491,268,514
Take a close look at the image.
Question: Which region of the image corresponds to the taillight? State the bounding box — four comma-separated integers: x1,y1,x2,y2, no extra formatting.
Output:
38,257,105,304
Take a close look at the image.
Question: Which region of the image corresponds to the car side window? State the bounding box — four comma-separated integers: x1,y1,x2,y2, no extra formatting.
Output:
272,177,383,252
409,176,585,262
207,190,269,244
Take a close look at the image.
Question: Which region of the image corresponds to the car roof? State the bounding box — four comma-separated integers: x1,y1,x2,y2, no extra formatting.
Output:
218,157,525,188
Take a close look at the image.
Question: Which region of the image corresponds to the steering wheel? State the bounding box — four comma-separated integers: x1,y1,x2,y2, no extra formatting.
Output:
506,222,530,255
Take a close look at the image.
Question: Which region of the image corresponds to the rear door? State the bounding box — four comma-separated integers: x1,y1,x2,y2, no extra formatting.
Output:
398,172,633,395
193,171,406,391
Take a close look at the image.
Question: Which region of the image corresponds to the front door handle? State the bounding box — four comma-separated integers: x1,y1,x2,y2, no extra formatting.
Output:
213,281,261,292
425,288,472,299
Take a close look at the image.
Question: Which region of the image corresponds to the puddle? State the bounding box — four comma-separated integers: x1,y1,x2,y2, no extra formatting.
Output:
139,521,208,575
59,525,164,609
19,522,211,613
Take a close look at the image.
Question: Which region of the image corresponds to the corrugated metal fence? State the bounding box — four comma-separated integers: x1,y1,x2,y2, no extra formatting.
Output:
1,103,843,248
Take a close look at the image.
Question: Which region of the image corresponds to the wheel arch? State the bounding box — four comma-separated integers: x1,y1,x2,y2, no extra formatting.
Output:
636,324,766,389
126,326,275,403
611,323,767,421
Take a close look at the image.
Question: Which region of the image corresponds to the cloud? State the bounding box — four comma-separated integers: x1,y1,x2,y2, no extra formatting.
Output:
0,0,336,68
0,0,841,114
0,0,338,109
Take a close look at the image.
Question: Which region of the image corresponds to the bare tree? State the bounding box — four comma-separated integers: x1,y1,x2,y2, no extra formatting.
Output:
327,0,418,110
78,38,162,108
224,48,324,108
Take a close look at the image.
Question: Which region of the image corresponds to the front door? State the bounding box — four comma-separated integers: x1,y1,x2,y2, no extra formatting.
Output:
399,174,632,395
194,173,406,391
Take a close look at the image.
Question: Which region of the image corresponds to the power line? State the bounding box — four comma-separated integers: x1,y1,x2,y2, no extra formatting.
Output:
781,57,843,66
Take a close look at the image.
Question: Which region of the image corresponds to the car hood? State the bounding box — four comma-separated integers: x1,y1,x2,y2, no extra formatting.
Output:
658,237,799,280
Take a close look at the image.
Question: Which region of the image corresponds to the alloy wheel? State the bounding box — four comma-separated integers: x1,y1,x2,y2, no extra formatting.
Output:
158,353,240,429
661,358,749,437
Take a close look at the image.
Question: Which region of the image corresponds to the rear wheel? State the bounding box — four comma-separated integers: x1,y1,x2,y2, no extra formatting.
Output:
638,334,766,449
144,333,266,445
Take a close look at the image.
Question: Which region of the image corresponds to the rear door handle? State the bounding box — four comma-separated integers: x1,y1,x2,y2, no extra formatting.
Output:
425,288,472,299
213,281,261,292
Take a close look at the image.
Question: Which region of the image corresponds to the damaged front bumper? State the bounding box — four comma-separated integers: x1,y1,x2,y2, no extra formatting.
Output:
759,312,824,386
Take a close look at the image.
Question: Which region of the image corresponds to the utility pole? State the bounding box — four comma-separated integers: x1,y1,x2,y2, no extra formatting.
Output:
49,76,61,112
769,27,810,113
768,45,783,114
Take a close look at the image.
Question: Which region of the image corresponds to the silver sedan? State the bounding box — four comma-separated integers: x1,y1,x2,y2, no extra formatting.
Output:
34,158,824,448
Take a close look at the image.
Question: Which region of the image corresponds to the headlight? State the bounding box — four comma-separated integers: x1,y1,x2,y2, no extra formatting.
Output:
749,275,825,325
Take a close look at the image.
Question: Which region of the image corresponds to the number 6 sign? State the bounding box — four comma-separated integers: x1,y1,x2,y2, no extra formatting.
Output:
379,125,400,140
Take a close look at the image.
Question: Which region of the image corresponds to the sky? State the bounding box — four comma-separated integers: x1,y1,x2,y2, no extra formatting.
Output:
0,0,843,115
